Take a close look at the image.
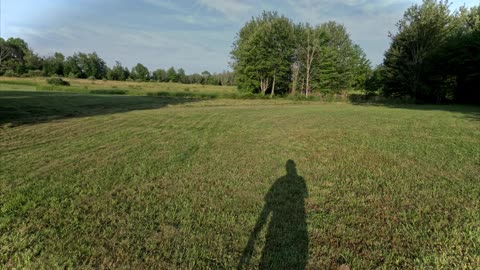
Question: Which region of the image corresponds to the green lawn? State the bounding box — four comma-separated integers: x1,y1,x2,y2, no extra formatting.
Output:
1,89,479,269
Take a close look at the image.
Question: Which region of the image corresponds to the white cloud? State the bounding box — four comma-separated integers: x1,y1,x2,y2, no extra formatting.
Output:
198,0,253,18
143,0,183,12
174,14,227,26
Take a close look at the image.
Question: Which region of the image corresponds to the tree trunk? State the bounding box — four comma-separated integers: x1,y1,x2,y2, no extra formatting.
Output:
291,62,300,95
260,77,270,95
270,71,276,98
306,65,310,97
305,32,311,97
305,29,316,97
303,77,307,96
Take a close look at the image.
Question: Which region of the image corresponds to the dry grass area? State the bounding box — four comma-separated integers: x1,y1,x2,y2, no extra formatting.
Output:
0,77,237,96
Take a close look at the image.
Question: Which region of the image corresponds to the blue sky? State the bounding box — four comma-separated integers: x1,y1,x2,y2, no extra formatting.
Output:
1,0,478,73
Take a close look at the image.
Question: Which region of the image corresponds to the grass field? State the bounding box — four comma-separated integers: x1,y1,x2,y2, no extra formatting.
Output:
1,87,479,269
0,77,237,97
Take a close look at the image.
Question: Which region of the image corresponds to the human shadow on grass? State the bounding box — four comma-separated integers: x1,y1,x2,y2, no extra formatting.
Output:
238,160,309,270
0,91,200,126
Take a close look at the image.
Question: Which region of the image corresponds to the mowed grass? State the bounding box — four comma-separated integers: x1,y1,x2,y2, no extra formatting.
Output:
0,89,479,269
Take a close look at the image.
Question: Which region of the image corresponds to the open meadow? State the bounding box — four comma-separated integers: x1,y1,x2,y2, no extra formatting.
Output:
0,77,238,97
1,82,479,269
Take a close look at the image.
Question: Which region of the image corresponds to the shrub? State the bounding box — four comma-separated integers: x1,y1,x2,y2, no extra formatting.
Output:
241,93,259,99
4,70,18,77
286,94,317,101
24,70,45,77
68,72,77,78
222,92,250,99
46,77,70,86
87,76,96,81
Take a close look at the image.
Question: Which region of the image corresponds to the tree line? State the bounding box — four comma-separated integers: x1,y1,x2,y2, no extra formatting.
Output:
1,0,478,103
368,0,479,104
0,38,235,86
230,11,372,96
231,2,479,104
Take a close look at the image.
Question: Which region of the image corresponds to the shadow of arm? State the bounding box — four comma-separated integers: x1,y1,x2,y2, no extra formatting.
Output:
237,205,270,269
302,177,308,198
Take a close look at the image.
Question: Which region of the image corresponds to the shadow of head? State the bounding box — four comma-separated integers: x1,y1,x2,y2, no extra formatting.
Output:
286,159,297,177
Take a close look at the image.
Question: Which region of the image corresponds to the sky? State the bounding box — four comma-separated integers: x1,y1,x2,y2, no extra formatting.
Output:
1,0,478,73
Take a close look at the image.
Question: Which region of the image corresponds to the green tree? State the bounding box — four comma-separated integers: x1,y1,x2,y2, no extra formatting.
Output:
231,15,260,92
231,11,295,96
426,5,480,104
382,0,455,102
365,65,385,94
24,51,43,72
1,37,30,74
107,61,129,81
351,44,372,90
201,71,211,85
294,23,329,96
64,52,107,79
131,63,150,81
78,52,107,79
153,69,168,82
317,22,358,92
43,52,65,76
214,71,235,86
0,38,12,69
187,73,203,84
64,54,82,78
167,67,177,82
177,68,186,83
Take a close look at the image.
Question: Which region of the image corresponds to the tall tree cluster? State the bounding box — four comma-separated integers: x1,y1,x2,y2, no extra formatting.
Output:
0,37,43,75
64,52,108,79
0,38,235,86
231,11,372,96
378,0,480,104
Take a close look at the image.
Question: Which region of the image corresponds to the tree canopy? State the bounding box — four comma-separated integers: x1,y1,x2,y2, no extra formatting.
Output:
231,12,371,96
379,0,480,104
